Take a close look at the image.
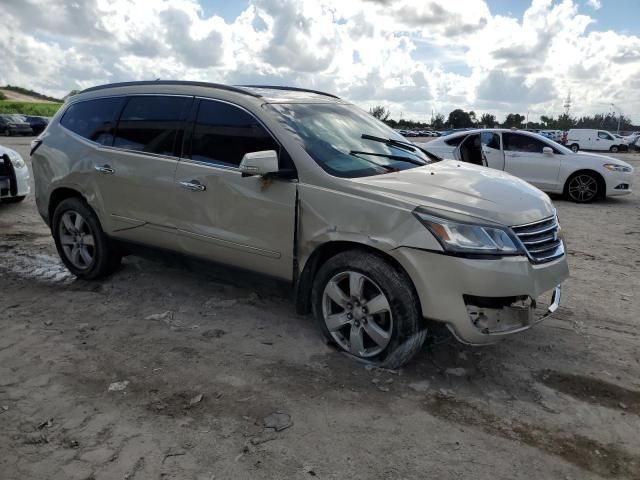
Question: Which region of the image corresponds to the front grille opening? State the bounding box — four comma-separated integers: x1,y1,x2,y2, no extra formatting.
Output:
512,216,564,264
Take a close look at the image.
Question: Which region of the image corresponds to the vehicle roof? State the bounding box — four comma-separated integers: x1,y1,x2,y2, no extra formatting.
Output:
76,80,345,104
440,128,551,138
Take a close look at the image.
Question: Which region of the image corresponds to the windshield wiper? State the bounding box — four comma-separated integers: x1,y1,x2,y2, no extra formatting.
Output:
348,152,398,172
350,150,426,166
361,134,417,152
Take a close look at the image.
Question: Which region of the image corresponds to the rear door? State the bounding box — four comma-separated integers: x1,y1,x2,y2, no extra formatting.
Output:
502,132,562,190
173,98,297,280
94,95,192,245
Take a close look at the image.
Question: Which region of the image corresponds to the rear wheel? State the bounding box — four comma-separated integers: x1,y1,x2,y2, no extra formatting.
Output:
570,143,579,153
312,250,426,368
565,172,601,203
52,197,121,279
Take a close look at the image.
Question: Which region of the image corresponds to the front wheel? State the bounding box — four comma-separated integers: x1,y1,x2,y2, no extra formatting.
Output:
565,172,601,203
52,197,121,279
311,250,426,368
610,145,619,153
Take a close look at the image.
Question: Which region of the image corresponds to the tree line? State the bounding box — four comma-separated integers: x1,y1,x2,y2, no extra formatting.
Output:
369,106,639,131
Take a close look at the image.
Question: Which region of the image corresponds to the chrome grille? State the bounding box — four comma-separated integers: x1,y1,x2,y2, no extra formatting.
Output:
511,215,564,264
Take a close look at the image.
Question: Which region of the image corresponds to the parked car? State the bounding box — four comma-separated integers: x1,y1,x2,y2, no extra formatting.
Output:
421,128,633,203
23,115,49,135
629,136,640,152
0,114,33,136
0,144,30,202
566,129,626,153
32,81,568,367
539,130,563,143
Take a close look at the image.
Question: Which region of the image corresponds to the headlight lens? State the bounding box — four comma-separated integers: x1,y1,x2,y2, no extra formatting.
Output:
414,209,522,255
603,164,631,172
9,152,25,168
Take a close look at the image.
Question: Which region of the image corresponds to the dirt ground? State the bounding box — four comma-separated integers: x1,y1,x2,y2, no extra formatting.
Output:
1,135,639,480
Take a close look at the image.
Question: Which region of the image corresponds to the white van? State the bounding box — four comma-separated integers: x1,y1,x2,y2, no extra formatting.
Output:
566,129,625,153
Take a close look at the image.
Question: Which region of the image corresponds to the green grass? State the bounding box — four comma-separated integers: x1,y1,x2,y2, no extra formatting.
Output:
0,101,62,117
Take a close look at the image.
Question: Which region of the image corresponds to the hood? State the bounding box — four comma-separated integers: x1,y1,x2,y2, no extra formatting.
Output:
351,160,555,226
577,151,633,169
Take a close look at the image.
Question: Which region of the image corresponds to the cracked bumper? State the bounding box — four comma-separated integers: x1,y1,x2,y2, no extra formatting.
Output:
391,248,569,345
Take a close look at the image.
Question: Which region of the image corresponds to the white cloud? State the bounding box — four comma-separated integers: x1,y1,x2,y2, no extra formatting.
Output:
0,0,638,123
587,0,602,10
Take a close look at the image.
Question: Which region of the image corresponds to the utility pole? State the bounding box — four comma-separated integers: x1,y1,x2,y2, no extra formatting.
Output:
611,103,622,134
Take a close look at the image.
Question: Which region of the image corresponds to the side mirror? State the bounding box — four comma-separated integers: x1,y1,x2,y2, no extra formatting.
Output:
542,146,554,155
239,150,279,177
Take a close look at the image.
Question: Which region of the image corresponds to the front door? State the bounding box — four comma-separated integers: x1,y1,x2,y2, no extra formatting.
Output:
173,98,297,280
479,131,505,170
502,132,561,191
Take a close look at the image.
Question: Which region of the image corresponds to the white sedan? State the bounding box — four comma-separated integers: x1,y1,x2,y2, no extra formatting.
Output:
0,144,30,203
420,129,633,203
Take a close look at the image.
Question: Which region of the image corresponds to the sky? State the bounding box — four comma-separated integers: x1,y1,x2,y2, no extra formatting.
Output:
1,0,639,123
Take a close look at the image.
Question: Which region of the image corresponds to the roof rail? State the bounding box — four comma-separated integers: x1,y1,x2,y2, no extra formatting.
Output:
79,80,262,98
238,85,341,99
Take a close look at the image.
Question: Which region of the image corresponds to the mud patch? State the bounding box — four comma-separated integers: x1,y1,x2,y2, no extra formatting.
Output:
537,370,640,415
424,393,639,478
147,390,206,417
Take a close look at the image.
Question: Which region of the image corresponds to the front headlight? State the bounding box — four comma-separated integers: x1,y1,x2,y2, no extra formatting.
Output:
413,208,523,255
9,152,26,168
603,164,631,173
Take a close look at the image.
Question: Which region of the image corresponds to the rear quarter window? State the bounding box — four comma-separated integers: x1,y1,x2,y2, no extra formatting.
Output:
60,97,125,146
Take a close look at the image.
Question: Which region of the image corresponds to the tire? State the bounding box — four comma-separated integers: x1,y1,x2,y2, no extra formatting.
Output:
564,171,601,203
570,143,579,153
52,197,121,279
311,250,426,368
610,145,619,153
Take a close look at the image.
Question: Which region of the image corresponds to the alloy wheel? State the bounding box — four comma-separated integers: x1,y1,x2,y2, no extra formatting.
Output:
59,210,96,270
322,271,393,358
568,174,598,202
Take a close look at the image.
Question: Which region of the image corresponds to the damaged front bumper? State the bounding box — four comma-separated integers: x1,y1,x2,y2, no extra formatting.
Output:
390,248,569,345
463,286,561,337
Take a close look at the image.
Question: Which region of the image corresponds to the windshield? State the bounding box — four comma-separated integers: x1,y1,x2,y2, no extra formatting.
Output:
267,103,436,178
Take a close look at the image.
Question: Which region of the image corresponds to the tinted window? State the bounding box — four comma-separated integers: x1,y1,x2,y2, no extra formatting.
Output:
445,135,465,146
114,96,191,155
503,133,549,153
190,100,278,167
61,98,123,145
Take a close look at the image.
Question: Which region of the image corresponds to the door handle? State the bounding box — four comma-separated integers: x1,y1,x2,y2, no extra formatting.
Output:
508,153,521,157
94,165,114,174
179,180,206,192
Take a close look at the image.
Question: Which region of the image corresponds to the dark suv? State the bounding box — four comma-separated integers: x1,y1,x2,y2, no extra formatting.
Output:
0,114,33,136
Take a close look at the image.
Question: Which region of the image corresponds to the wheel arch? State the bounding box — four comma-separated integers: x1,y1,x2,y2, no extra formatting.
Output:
294,241,421,318
563,169,607,200
48,187,86,225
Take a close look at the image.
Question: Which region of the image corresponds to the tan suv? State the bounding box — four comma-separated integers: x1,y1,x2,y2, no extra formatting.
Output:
32,81,569,367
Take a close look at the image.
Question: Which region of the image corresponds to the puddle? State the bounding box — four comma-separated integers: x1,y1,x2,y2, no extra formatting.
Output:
424,393,639,478
537,370,640,415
